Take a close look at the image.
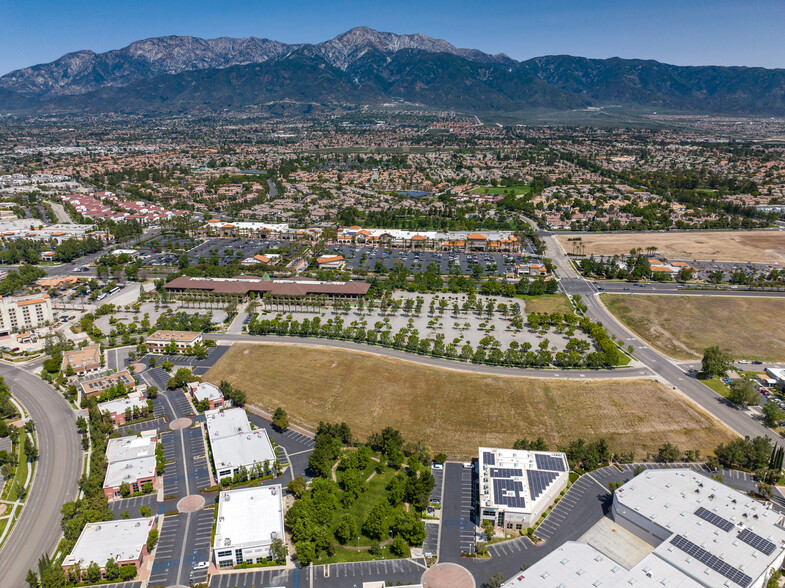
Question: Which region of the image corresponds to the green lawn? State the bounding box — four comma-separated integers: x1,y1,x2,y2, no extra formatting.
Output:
333,468,400,547
320,545,403,564
699,377,730,398
5,437,27,502
471,184,531,196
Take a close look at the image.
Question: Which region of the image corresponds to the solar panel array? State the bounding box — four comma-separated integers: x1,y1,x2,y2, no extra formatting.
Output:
493,478,526,508
534,454,566,472
694,507,735,532
483,451,496,466
490,468,523,478
669,535,752,588
737,528,776,556
527,470,560,501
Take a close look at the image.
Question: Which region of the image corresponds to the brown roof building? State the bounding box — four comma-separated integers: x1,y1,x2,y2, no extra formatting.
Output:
165,276,370,299
62,344,102,375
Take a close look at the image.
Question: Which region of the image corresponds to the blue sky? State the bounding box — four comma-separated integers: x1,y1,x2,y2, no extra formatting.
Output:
1,0,783,75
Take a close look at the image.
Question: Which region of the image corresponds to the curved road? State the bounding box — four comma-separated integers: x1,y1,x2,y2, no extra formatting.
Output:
0,365,81,588
533,221,782,442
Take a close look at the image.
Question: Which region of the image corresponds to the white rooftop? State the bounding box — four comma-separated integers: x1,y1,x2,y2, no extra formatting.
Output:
192,381,222,403
478,446,569,515
104,455,156,489
105,430,156,463
62,518,155,568
614,469,785,587
98,391,148,417
214,485,284,552
205,407,252,440
503,541,701,587
211,429,276,472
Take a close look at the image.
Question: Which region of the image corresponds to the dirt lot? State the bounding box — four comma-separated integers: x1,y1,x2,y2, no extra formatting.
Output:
602,294,785,361
205,343,736,458
557,231,785,263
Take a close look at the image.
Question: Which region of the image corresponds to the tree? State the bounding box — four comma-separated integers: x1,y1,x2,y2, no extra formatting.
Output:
728,379,760,408
24,436,37,461
701,346,733,378
140,504,152,517
273,407,289,432
85,561,101,583
288,476,307,498
334,514,357,544
104,558,120,580
120,481,131,497
25,570,39,588
147,529,159,551
487,571,505,588
270,536,288,563
146,385,158,399
119,564,137,581
390,534,409,557
294,540,316,565
657,442,681,463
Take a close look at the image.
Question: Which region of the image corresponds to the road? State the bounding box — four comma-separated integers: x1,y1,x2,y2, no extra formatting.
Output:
0,365,81,588
590,280,785,297
533,226,782,443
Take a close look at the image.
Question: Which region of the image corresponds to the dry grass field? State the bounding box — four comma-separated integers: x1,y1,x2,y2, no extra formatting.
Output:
557,231,785,263
602,294,785,361
205,343,736,458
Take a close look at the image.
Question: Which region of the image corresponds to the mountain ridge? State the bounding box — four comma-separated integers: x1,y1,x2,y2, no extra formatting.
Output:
2,27,785,116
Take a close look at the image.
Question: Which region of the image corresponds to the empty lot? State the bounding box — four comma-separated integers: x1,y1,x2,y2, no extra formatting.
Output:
205,343,736,458
557,231,785,263
602,294,785,361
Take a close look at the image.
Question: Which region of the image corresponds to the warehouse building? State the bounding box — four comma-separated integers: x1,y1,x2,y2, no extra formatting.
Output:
478,447,569,530
213,485,285,568
504,469,785,588
62,518,156,581
205,408,277,479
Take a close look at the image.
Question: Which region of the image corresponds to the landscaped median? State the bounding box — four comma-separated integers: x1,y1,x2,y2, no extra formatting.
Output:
0,402,38,551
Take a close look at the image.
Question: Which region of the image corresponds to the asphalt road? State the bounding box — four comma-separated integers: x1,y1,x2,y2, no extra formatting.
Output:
591,280,785,297
0,365,81,588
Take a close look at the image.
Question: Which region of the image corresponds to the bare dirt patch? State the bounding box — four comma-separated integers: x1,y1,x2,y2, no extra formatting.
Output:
557,231,785,263
205,343,736,458
602,294,785,361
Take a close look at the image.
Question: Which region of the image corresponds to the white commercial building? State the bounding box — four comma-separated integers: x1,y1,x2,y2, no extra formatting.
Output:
506,469,785,588
0,294,53,334
213,485,285,568
478,447,569,529
105,430,157,463
205,408,277,479
62,517,156,579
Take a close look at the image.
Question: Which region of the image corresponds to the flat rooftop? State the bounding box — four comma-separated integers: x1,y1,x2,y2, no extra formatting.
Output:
212,429,276,472
105,430,156,463
62,517,155,568
98,391,148,417
478,446,569,514
63,343,102,370
192,381,222,402
615,469,785,587
104,455,156,489
147,329,202,343
214,485,284,551
205,407,252,440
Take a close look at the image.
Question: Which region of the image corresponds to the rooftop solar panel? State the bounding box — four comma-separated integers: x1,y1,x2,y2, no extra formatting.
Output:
534,454,566,472
527,470,560,501
493,478,525,509
737,528,776,556
483,451,496,466
490,468,523,478
694,506,735,532
670,535,752,588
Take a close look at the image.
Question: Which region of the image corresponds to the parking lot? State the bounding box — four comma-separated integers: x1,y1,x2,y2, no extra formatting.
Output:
184,508,215,585
246,410,315,480
438,463,477,560
117,416,167,436
316,558,427,587
323,243,532,276
149,345,229,377
108,493,160,518
148,514,183,586
210,568,303,588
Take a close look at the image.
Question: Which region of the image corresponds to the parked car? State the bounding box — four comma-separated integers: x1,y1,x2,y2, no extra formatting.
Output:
431,463,444,470
738,360,749,364
193,561,209,570
463,462,473,469
753,360,763,365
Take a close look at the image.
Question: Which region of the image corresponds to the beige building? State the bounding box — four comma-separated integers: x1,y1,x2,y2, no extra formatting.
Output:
0,295,53,335
145,330,203,353
62,344,103,375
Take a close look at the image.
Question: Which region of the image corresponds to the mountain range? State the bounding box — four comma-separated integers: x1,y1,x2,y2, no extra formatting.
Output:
1,26,784,116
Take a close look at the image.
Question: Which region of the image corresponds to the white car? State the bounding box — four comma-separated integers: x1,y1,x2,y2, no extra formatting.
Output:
738,360,749,364
463,462,474,469
193,561,209,570
431,463,444,470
